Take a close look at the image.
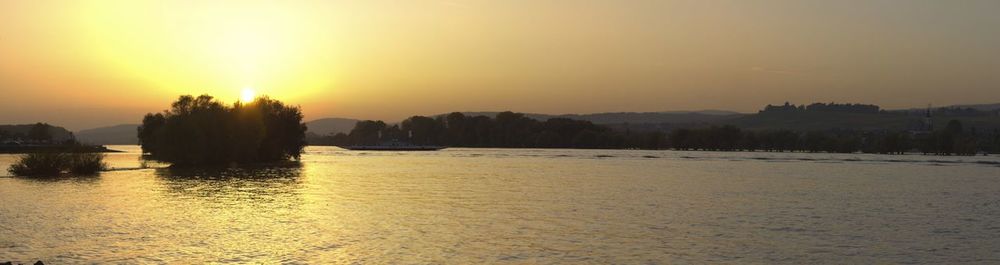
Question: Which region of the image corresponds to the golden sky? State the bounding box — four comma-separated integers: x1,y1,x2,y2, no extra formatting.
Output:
1,0,999,130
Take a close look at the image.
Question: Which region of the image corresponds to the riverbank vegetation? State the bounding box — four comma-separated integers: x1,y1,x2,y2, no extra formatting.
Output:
666,120,989,155
137,95,307,166
1,123,116,154
311,111,999,156
8,152,108,176
0,142,117,154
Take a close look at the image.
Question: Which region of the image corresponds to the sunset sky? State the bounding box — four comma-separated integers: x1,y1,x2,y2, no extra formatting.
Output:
1,0,999,130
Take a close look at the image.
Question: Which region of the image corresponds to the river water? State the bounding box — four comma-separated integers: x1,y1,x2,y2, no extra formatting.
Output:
1,146,999,264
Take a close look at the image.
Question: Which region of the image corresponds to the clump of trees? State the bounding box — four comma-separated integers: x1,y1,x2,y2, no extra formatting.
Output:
137,95,307,166
915,120,984,156
28,122,54,142
8,152,108,176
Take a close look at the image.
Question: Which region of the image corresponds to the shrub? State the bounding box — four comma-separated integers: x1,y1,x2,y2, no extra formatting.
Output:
8,153,68,176
68,153,109,174
7,152,108,176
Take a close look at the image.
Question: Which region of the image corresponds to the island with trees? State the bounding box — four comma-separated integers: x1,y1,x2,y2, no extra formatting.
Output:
137,94,307,166
6,94,308,176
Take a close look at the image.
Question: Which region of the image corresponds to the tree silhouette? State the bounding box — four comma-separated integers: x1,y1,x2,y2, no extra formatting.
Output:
137,95,307,166
28,123,52,143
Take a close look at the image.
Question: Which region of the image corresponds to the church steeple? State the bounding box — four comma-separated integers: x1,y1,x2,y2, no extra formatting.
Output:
924,104,933,131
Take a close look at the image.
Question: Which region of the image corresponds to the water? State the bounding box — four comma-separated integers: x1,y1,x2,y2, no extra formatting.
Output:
1,146,999,264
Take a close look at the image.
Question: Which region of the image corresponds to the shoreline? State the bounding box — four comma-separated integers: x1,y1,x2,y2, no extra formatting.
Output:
311,145,994,157
0,145,121,154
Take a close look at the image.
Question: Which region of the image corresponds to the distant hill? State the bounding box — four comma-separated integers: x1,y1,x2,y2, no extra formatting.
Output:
453,111,745,125
725,103,1000,132
305,118,360,136
0,124,75,141
730,111,1000,132
944,103,1000,112
455,103,999,133
76,124,139,145
890,103,1000,114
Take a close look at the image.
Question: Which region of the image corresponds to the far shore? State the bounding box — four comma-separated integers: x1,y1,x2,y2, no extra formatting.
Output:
0,145,121,154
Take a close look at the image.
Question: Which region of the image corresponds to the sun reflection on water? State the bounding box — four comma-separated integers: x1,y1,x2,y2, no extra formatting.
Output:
1,147,1000,263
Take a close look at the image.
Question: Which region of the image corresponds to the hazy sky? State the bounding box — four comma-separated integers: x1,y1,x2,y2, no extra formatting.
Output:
1,0,999,130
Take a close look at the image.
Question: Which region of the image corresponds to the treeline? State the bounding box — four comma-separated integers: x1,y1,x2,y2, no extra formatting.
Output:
762,102,881,114
138,95,307,166
312,111,999,155
313,112,667,149
761,102,1000,117
668,120,996,155
927,107,999,117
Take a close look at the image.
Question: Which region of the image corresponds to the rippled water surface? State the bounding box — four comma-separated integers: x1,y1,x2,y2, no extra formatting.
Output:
2,146,1000,264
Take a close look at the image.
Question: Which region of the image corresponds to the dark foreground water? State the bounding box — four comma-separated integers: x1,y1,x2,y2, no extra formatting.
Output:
1,146,999,264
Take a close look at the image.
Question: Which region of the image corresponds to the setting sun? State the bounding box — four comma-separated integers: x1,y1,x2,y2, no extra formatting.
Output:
240,88,256,102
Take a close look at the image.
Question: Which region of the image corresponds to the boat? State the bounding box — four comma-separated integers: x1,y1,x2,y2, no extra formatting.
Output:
341,140,446,151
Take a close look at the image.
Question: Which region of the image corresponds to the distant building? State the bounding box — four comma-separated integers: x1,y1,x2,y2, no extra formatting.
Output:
923,106,934,132
909,105,934,136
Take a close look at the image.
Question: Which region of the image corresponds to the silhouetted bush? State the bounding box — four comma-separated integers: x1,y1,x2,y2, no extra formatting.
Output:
137,95,307,166
68,153,109,174
9,153,67,176
8,152,108,176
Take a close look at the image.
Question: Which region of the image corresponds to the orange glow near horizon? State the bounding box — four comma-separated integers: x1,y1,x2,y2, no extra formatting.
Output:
1,1,999,130
78,2,330,102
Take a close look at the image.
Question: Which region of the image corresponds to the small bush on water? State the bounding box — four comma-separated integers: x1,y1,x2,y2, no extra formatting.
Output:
7,152,108,176
8,153,68,176
68,153,109,174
